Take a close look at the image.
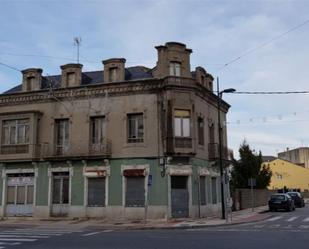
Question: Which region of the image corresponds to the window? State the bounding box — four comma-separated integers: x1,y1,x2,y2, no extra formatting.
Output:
90,117,105,145
66,72,76,86
109,67,118,82
88,177,106,206
211,177,217,204
208,124,215,143
198,117,204,145
55,119,69,155
52,172,69,204
2,119,30,145
127,113,144,143
125,176,145,207
174,110,190,137
26,77,35,91
6,174,34,206
169,62,181,76
199,176,206,205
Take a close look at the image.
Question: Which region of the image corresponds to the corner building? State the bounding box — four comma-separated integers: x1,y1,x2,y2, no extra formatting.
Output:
0,42,231,220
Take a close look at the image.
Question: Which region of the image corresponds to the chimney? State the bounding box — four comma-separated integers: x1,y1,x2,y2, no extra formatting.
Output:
102,58,126,83
21,68,43,92
60,63,83,88
153,42,192,78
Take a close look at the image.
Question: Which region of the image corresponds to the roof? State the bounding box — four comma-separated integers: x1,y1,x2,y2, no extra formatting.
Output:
3,66,154,94
261,156,277,162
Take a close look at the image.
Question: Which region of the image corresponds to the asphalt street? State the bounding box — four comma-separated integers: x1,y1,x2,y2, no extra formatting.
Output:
1,205,309,249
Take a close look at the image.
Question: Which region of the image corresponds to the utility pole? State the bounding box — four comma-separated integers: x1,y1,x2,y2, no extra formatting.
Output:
217,77,226,220
216,77,236,220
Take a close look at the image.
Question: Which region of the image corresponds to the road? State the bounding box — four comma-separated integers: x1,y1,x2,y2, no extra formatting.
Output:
0,206,309,249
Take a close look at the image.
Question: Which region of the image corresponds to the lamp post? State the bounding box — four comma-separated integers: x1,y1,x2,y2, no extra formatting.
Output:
217,77,235,220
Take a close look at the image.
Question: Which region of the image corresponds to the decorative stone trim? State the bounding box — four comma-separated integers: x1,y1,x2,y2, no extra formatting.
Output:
167,165,192,176
198,167,210,176
121,164,150,175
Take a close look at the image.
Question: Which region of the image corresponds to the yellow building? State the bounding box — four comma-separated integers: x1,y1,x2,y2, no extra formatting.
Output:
263,159,309,191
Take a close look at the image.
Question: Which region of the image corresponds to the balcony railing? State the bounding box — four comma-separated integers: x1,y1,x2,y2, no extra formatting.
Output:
174,137,192,148
0,144,42,161
1,144,29,154
163,76,196,87
208,143,228,161
41,139,112,159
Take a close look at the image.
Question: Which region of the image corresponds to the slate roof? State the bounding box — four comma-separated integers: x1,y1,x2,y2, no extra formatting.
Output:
3,66,153,94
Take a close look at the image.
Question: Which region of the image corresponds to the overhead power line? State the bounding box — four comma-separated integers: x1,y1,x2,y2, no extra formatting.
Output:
233,91,309,95
217,18,309,71
0,61,21,72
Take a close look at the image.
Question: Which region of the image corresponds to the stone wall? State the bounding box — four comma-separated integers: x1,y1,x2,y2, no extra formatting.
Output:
232,188,277,211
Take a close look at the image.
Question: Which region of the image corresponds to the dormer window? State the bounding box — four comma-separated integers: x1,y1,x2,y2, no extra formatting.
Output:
26,77,35,91
109,67,118,82
66,72,76,86
169,62,181,76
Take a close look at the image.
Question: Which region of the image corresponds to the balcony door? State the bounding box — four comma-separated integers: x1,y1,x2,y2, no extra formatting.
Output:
51,172,69,217
55,119,69,155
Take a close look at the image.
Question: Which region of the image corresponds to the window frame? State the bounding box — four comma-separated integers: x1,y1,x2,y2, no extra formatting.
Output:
87,177,106,207
211,177,218,204
109,67,118,82
174,110,191,138
55,119,70,154
66,72,76,86
90,116,106,145
199,176,206,206
197,117,204,146
169,62,181,77
127,113,144,143
125,176,145,207
2,119,30,145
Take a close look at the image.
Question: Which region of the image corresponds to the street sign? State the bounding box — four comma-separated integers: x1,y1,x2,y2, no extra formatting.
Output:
148,175,153,186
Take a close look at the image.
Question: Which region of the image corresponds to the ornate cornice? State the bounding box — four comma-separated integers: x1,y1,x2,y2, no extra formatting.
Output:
0,77,230,111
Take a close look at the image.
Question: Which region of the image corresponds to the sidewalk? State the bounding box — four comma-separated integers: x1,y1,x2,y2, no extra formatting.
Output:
0,206,271,231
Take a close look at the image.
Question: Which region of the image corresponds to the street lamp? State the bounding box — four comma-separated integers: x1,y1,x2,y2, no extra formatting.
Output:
217,77,235,219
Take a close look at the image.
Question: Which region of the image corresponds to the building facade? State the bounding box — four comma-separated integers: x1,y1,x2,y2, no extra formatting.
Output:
278,147,309,169
264,159,309,191
0,42,230,220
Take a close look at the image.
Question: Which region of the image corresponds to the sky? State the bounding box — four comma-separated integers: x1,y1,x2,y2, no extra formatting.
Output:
0,0,309,158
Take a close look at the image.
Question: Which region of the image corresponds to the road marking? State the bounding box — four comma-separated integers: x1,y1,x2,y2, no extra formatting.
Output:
0,235,49,239
303,217,309,222
83,231,101,237
0,242,21,245
0,238,37,242
0,232,62,236
14,228,78,233
267,216,282,222
82,230,113,236
287,216,299,222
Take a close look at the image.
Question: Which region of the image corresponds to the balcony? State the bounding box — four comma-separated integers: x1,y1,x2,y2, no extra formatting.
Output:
208,142,228,161
41,139,112,160
163,76,196,88
166,137,195,155
174,137,192,148
0,144,42,162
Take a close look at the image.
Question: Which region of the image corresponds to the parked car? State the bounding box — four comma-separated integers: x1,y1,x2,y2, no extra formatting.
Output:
286,192,305,208
268,193,295,212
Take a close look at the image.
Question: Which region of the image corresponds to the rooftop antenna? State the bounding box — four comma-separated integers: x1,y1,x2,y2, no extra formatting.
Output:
74,37,82,64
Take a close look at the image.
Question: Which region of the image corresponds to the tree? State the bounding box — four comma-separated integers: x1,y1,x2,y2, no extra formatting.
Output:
231,141,272,189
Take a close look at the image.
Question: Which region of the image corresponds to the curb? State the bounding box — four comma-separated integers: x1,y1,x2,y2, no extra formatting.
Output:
85,213,273,231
